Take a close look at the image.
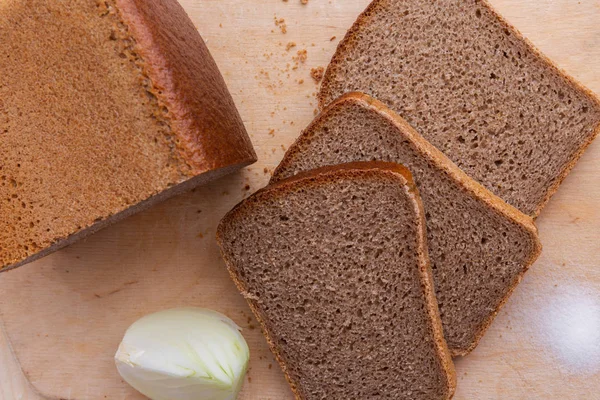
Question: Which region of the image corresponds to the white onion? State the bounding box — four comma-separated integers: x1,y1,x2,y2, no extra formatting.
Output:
115,308,250,400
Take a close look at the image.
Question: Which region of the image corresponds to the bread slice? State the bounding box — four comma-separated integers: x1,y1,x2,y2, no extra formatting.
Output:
319,0,600,217
0,0,256,271
272,93,542,355
218,162,456,400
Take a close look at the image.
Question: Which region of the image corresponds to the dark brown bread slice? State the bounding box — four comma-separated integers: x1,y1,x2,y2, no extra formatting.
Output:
0,0,256,271
319,0,600,217
272,93,542,355
218,162,456,400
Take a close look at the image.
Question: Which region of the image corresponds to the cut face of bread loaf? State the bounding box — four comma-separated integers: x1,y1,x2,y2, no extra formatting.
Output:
218,162,456,400
272,93,542,355
0,0,256,271
319,0,600,217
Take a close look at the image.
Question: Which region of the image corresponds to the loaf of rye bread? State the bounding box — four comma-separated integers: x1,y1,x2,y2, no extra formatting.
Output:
319,0,600,217
218,162,456,400
272,93,542,355
0,0,256,271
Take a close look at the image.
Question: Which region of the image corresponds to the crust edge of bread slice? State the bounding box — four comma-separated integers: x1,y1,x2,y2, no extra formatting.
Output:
273,92,542,356
217,161,457,399
318,0,600,218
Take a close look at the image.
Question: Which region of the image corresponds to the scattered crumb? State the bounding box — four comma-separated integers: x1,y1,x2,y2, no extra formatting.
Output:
293,49,308,64
301,0,308,4
248,323,255,330
243,184,251,191
248,376,252,383
263,167,269,174
268,363,273,369
197,232,204,239
311,66,325,83
268,129,275,136
298,79,304,84
222,191,229,196
286,42,297,51
330,35,337,41
274,17,287,34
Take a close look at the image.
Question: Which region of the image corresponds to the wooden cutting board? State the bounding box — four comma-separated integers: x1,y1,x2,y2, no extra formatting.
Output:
1,0,600,398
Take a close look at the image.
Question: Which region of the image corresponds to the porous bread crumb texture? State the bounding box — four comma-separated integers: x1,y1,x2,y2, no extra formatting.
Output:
272,98,541,354
0,0,254,270
319,0,600,216
218,168,453,399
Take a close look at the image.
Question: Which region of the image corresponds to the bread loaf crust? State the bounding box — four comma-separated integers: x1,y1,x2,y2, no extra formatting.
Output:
217,162,456,399
113,0,256,173
1,0,256,271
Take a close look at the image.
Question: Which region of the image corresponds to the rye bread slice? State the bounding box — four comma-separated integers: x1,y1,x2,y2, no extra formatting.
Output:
0,0,256,271
319,0,600,217
272,93,542,355
217,162,456,400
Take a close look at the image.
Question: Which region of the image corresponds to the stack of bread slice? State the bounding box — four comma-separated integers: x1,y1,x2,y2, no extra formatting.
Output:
218,0,600,398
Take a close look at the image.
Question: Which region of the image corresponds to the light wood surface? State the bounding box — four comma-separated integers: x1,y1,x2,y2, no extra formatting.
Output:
1,0,600,398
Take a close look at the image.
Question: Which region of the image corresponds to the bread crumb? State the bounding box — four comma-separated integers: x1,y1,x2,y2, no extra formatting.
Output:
330,36,337,41
286,42,296,51
293,49,308,64
310,66,325,83
301,0,308,4
274,17,287,34
244,184,251,191
197,232,204,239
268,129,275,136
268,363,273,369
298,79,304,84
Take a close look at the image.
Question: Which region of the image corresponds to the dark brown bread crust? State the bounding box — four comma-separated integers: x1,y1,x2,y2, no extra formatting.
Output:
3,164,243,273
0,0,256,271
114,0,256,173
272,93,542,356
217,162,456,399
318,0,600,218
